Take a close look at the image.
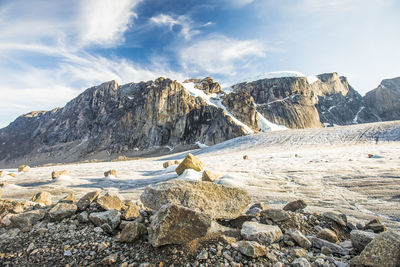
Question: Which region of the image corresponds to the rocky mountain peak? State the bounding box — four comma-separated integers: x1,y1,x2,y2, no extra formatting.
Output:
183,77,222,95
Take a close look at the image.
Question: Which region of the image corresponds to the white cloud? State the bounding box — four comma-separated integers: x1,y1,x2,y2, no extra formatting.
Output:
150,14,200,40
179,35,267,75
78,0,141,47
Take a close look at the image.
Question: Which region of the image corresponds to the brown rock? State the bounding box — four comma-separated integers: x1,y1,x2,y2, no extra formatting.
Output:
238,240,266,258
0,170,2,177
51,170,69,179
60,192,76,203
31,191,52,206
148,203,211,247
96,193,126,211
77,191,100,210
175,153,204,175
7,173,17,178
104,169,118,178
163,160,181,168
283,199,307,212
201,170,221,182
365,218,386,233
121,201,140,220
120,221,147,242
9,210,45,230
18,165,30,172
316,228,338,243
49,203,77,221
243,155,249,160
140,180,251,220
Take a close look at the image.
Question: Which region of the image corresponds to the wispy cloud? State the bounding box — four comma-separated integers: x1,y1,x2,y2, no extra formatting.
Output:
179,34,267,75
150,14,204,40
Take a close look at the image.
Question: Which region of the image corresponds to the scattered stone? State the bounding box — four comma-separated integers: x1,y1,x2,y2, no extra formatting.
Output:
323,212,347,227
351,230,400,267
175,153,204,175
283,199,307,212
148,203,211,247
31,191,52,206
321,246,332,255
163,160,180,168
316,228,338,243
241,221,283,245
201,170,221,182
60,192,76,203
104,169,117,178
120,221,147,242
364,218,386,233
7,173,17,178
261,208,290,222
291,248,307,258
289,230,312,249
307,236,350,255
49,203,77,221
51,170,69,179
243,155,249,160
89,209,121,231
77,191,100,210
18,165,30,172
350,229,377,252
77,211,89,223
237,240,266,258
96,193,126,211
140,180,251,220
196,249,208,260
121,201,140,220
291,257,311,267
101,254,117,265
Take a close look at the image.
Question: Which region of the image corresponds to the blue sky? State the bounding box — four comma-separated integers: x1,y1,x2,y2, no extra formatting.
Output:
0,0,399,128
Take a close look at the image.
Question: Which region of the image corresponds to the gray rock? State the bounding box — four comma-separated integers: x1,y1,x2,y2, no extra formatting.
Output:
316,228,338,243
49,203,77,221
291,257,311,267
351,230,400,267
77,191,99,211
77,211,89,223
237,240,266,258
307,236,350,255
89,210,121,230
148,203,211,247
260,209,290,222
120,221,147,242
322,212,347,227
241,221,282,245
289,230,312,249
283,199,307,212
140,180,251,220
196,249,208,260
350,229,377,252
9,210,45,230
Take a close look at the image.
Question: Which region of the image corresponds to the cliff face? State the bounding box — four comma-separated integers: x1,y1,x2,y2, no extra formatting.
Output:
0,78,247,167
364,77,400,121
232,73,379,128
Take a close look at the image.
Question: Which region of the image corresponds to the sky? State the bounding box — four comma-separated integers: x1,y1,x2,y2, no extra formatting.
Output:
0,0,399,128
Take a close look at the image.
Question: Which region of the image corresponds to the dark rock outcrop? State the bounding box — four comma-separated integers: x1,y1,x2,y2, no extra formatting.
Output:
364,77,400,121
0,78,246,167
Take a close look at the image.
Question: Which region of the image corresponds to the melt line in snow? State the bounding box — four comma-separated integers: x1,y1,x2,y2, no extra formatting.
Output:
353,107,365,123
257,112,287,131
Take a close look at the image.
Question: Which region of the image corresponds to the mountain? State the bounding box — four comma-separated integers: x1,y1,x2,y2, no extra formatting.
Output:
231,72,379,128
0,78,249,167
0,72,398,167
364,77,400,121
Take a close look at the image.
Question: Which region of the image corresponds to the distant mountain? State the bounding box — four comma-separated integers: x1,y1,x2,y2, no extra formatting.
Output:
0,72,398,167
364,77,400,121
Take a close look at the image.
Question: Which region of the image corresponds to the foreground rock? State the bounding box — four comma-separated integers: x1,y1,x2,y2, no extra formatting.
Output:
31,191,52,206
148,203,211,247
51,170,69,179
18,165,30,172
175,153,204,175
120,221,147,242
201,170,221,182
9,210,45,230
77,191,100,210
351,230,400,267
241,221,283,245
307,236,350,255
289,230,312,249
96,193,126,211
49,203,77,221
350,229,377,252
238,240,266,258
89,210,121,232
140,180,251,219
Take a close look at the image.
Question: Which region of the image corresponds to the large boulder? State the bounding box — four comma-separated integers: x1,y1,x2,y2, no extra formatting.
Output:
350,230,377,252
89,210,121,231
175,153,204,175
77,191,100,210
148,203,211,247
120,221,147,242
9,210,45,230
121,201,140,220
351,230,400,267
140,180,251,220
31,191,52,206
201,170,221,182
49,203,77,221
241,221,283,245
